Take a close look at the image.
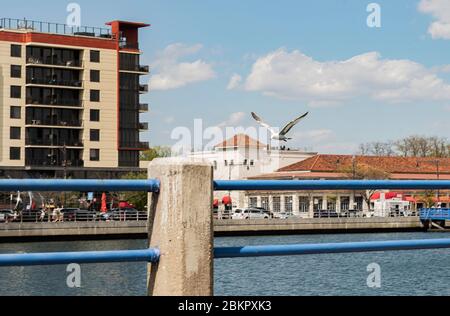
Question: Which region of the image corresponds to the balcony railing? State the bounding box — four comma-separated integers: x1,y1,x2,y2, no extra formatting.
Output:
139,103,149,112
25,138,84,147
26,119,82,128
119,41,139,50
139,84,149,93
120,65,150,73
26,98,82,107
27,77,82,88
120,142,150,149
25,159,84,168
139,123,149,130
0,18,112,38
27,57,82,68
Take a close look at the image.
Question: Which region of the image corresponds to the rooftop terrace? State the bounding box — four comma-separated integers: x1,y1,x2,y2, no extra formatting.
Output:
0,18,112,39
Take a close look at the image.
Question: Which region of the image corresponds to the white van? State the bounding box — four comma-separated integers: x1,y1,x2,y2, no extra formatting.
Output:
232,208,270,220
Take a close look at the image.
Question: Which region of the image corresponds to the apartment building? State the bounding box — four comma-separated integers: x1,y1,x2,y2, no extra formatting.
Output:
0,18,150,178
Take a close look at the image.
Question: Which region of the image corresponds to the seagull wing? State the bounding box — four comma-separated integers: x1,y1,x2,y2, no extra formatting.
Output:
251,112,276,135
280,112,309,136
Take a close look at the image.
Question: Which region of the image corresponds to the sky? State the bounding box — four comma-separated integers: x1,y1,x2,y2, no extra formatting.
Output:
2,0,450,153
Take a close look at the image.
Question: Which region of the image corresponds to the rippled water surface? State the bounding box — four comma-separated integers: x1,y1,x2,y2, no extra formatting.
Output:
1,232,449,296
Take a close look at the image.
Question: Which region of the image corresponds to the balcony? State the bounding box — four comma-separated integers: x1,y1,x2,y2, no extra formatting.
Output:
26,119,83,128
27,57,82,68
0,18,111,38
26,159,84,168
25,138,84,148
139,123,149,131
27,77,82,89
119,41,139,50
139,103,149,112
26,98,82,108
120,142,149,150
139,84,149,94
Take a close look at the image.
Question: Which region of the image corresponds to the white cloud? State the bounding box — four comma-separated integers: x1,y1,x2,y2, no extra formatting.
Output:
226,74,242,90
419,0,450,39
218,112,247,128
150,43,216,90
241,48,450,105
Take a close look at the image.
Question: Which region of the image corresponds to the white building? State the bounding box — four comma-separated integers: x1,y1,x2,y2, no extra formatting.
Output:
189,134,316,209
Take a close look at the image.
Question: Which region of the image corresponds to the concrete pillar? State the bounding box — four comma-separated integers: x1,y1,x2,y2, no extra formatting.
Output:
309,195,314,219
280,195,285,212
147,158,214,296
336,194,341,213
293,194,299,216
322,195,328,211
350,192,355,211
257,196,262,208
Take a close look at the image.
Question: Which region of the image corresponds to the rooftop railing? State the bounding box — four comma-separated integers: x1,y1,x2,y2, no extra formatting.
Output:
0,159,450,296
0,18,112,38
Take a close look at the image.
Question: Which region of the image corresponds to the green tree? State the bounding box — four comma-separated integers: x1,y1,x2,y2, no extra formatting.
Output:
140,146,171,161
122,146,171,211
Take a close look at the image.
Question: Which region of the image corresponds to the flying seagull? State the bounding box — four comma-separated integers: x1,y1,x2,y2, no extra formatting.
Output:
251,111,309,142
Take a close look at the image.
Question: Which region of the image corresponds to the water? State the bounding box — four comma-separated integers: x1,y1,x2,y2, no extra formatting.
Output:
1,232,450,296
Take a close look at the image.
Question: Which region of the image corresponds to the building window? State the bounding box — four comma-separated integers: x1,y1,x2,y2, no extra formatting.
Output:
90,50,100,63
213,161,217,170
299,196,309,213
90,70,100,82
250,160,255,166
355,196,364,211
249,197,258,208
224,160,228,166
10,127,21,140
10,147,20,160
327,198,337,211
313,197,323,211
90,110,100,122
230,160,234,166
90,90,100,102
10,86,21,99
90,129,100,142
11,44,21,57
10,65,21,78
90,149,100,161
285,196,293,214
273,197,281,212
340,196,350,211
10,106,21,119
261,197,269,210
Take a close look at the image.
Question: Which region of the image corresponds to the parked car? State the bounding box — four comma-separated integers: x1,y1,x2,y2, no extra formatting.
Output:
102,208,147,221
232,208,270,220
60,208,97,222
0,210,14,223
21,209,47,222
273,212,291,219
314,210,339,218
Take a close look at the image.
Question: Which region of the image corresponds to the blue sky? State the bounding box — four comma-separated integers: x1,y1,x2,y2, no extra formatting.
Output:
3,0,450,153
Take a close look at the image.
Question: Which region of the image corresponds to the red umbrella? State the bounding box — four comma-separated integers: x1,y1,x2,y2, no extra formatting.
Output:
101,193,108,213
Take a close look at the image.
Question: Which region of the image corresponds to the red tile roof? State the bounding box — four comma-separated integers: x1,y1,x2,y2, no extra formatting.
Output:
278,155,450,175
214,134,267,149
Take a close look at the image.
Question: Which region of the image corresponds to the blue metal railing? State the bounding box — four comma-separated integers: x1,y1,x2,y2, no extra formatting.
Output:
0,179,160,192
215,239,450,259
0,248,159,267
420,208,450,221
0,179,450,268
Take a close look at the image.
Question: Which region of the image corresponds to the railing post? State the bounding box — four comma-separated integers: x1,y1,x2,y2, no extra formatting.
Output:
147,158,214,296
